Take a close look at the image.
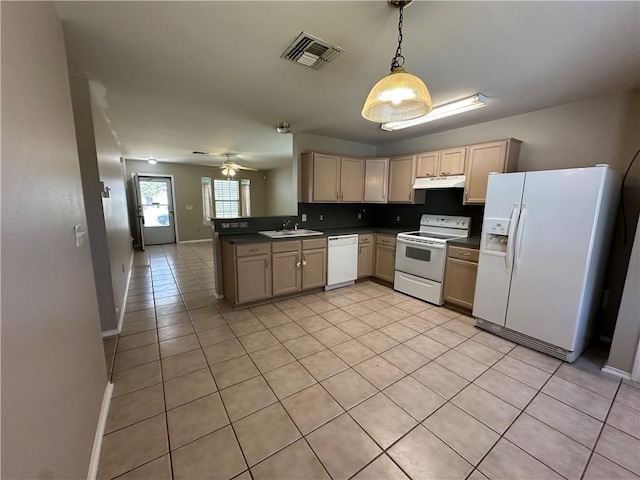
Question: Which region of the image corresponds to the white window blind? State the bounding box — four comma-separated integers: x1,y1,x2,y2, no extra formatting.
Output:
213,179,240,218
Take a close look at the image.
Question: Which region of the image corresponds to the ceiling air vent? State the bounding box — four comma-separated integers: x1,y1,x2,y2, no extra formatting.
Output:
281,32,344,70
192,151,211,155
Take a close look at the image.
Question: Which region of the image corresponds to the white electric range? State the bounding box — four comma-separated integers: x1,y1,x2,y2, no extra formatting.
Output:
394,214,471,305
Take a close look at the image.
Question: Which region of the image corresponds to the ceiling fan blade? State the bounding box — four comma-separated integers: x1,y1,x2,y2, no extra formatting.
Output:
234,165,258,171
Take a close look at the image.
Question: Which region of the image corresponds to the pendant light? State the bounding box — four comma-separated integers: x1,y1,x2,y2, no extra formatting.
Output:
361,0,433,123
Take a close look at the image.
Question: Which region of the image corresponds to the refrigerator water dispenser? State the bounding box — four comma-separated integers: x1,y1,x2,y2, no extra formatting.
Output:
482,218,510,255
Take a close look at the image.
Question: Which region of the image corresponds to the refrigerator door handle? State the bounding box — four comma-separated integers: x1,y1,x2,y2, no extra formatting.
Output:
505,203,520,272
514,203,528,273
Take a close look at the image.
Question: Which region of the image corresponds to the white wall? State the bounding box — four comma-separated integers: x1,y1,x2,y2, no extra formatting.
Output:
92,89,134,328
294,132,377,159
1,3,107,478
266,164,293,216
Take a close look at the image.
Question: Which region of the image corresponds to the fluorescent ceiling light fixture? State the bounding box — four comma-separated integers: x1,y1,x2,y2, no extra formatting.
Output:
147,158,158,165
381,93,488,131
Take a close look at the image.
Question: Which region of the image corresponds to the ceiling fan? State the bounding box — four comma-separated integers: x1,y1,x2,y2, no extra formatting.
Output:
201,153,258,177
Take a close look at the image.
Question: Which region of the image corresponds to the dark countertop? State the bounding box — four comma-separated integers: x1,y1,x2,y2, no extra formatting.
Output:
448,237,481,249
219,226,406,244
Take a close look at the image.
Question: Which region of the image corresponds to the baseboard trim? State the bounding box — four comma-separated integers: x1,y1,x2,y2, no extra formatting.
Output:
177,239,212,244
87,382,114,480
601,365,632,380
101,329,119,338
116,251,135,333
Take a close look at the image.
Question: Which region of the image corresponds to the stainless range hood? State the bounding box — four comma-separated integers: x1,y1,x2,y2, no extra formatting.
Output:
413,175,466,189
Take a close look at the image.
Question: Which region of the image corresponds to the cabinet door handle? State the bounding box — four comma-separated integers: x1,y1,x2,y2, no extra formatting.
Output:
296,254,300,268
462,252,471,256
249,248,258,252
336,192,339,200
265,258,269,268
340,192,344,200
464,191,468,201
409,191,413,201
359,246,362,254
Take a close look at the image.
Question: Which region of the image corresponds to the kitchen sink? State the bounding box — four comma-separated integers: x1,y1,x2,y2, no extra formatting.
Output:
258,229,323,239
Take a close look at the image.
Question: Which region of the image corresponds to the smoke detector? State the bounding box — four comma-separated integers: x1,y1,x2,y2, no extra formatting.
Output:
281,32,344,70
276,122,291,134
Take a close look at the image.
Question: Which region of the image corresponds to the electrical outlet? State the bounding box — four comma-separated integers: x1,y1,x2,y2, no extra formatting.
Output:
396,215,401,222
357,213,362,220
320,215,324,221
301,213,307,222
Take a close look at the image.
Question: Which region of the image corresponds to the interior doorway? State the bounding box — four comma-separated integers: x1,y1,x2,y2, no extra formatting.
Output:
135,175,177,246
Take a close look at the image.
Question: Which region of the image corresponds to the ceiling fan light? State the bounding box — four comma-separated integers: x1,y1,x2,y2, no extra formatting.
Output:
362,67,433,123
228,168,236,176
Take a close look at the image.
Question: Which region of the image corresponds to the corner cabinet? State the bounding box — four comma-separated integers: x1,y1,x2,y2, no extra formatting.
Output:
300,153,364,203
363,158,389,203
373,234,396,283
388,155,425,204
464,139,521,204
443,246,479,312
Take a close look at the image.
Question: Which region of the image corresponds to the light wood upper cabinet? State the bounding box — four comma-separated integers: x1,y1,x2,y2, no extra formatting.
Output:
439,147,467,175
416,147,467,177
364,158,389,203
464,139,521,204
309,153,340,202
300,153,364,203
388,155,424,204
340,157,365,202
417,151,439,177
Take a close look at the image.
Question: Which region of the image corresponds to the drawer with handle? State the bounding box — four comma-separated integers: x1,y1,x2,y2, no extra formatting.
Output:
359,234,373,244
448,246,479,263
236,243,271,257
376,235,396,247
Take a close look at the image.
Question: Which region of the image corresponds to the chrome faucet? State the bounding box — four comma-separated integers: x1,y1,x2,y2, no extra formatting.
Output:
282,219,291,231
294,222,299,231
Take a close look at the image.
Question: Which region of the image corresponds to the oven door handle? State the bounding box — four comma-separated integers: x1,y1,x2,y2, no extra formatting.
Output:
397,238,445,250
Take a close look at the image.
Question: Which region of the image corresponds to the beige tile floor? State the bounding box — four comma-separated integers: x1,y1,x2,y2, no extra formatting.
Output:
100,243,640,480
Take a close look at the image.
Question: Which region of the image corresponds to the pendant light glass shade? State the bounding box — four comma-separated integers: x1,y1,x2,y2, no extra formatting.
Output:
361,66,433,123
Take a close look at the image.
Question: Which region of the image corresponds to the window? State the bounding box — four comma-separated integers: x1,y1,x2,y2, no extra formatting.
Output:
213,179,240,218
201,177,213,224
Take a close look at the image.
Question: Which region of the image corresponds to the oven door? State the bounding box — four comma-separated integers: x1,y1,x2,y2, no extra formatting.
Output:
395,238,446,282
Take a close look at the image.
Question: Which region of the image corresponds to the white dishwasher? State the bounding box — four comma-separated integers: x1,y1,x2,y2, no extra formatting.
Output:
326,234,358,290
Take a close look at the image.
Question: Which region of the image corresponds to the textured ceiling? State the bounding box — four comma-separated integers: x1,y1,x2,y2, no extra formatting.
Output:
55,1,640,169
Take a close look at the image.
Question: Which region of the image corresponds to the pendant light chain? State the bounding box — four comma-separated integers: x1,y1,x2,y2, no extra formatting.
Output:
390,5,405,71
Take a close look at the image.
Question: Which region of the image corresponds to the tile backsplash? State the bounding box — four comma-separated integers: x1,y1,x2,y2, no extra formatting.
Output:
214,189,484,237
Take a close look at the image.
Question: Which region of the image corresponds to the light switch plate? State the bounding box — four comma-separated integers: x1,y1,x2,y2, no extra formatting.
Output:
74,224,86,247
301,213,307,222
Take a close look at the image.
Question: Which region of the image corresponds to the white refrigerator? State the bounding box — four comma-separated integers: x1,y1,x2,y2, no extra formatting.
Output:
472,165,620,362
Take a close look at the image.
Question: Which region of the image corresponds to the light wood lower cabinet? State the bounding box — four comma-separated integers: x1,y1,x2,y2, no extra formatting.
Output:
373,235,396,283
358,234,373,278
443,246,479,311
236,254,272,304
302,248,326,289
272,250,302,296
221,238,327,307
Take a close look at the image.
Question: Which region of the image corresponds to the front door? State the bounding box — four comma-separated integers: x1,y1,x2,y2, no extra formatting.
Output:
137,176,176,245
